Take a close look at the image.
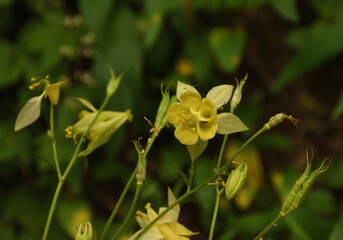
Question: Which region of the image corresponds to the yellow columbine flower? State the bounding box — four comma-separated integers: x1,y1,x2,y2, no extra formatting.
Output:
66,98,133,156
167,81,248,160
128,188,198,240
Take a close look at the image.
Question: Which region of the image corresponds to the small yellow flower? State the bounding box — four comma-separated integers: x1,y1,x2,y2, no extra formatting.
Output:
44,81,64,105
128,188,198,240
167,81,248,160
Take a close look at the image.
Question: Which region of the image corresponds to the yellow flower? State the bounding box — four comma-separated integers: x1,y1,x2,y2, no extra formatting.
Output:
167,81,248,160
44,81,64,105
128,188,198,240
66,98,133,156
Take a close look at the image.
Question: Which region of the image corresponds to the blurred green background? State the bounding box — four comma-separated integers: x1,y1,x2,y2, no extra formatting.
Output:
1,0,343,239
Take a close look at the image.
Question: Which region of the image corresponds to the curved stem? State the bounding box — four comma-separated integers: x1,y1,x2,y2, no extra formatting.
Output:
133,126,268,240
111,184,142,240
100,167,138,240
208,188,223,240
253,214,283,240
187,160,195,192
50,104,62,179
42,94,112,240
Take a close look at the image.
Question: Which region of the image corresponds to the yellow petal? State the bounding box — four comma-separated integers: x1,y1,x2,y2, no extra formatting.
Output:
158,223,181,240
198,98,217,122
175,125,199,145
186,139,208,161
206,84,233,108
176,81,199,101
216,113,248,135
179,91,202,113
197,121,218,141
44,81,63,105
168,103,189,125
174,222,198,237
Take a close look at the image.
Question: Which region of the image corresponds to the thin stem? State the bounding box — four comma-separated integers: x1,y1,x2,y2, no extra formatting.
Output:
253,214,283,240
42,94,112,240
111,184,142,240
208,188,223,240
42,181,63,240
100,167,138,240
50,104,62,179
187,160,195,192
133,126,268,240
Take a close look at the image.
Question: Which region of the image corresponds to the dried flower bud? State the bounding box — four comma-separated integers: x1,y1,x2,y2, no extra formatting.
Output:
75,221,93,240
133,138,146,185
265,113,299,130
225,162,248,200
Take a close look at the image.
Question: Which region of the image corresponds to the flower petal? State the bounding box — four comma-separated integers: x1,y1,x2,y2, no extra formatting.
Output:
74,97,97,112
158,223,182,240
198,98,217,122
179,91,202,113
128,227,164,240
175,125,199,145
176,81,199,101
216,113,248,134
167,102,189,125
174,222,199,237
197,121,218,141
206,84,233,108
44,81,63,105
187,139,208,161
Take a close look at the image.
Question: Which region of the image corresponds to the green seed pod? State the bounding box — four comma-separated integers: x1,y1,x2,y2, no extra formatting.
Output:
154,85,170,129
225,162,248,201
281,150,312,215
75,221,93,240
285,158,331,215
160,95,177,127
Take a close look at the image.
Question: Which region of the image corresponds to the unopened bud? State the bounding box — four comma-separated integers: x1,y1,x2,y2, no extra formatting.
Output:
75,221,93,240
225,162,248,200
265,113,299,130
231,73,248,109
106,66,124,97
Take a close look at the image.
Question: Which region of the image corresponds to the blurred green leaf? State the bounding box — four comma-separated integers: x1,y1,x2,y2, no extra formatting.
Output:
332,90,343,120
270,0,299,23
311,0,343,19
158,145,188,181
0,0,12,8
255,133,292,150
330,216,343,240
209,28,246,73
272,17,343,93
79,0,114,33
0,41,21,87
303,189,335,215
319,156,343,189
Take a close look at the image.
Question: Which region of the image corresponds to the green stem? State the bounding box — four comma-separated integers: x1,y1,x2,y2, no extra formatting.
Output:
208,188,223,240
133,126,268,240
42,94,112,240
111,184,142,240
50,104,62,179
253,214,283,240
187,160,195,192
100,167,138,240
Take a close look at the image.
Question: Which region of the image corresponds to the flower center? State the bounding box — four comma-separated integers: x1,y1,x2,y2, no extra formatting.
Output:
177,107,198,131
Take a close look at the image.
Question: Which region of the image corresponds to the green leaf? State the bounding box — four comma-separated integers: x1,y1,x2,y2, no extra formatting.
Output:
270,0,299,23
79,0,114,33
209,28,246,73
332,90,343,119
330,217,343,240
272,17,343,93
15,94,44,131
0,0,13,8
0,41,21,87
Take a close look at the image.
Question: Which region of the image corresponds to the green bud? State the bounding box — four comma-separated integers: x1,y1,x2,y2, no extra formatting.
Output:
225,162,248,200
133,138,146,185
154,84,177,133
231,73,247,109
75,221,93,240
106,66,124,97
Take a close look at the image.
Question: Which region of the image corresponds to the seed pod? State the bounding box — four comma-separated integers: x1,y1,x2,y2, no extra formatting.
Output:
225,162,248,200
285,158,331,215
281,150,312,215
154,84,170,130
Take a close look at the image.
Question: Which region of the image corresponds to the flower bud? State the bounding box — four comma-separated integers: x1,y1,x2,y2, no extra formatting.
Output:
265,113,299,130
225,162,248,200
133,139,146,185
231,73,247,109
75,221,93,240
106,66,124,97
